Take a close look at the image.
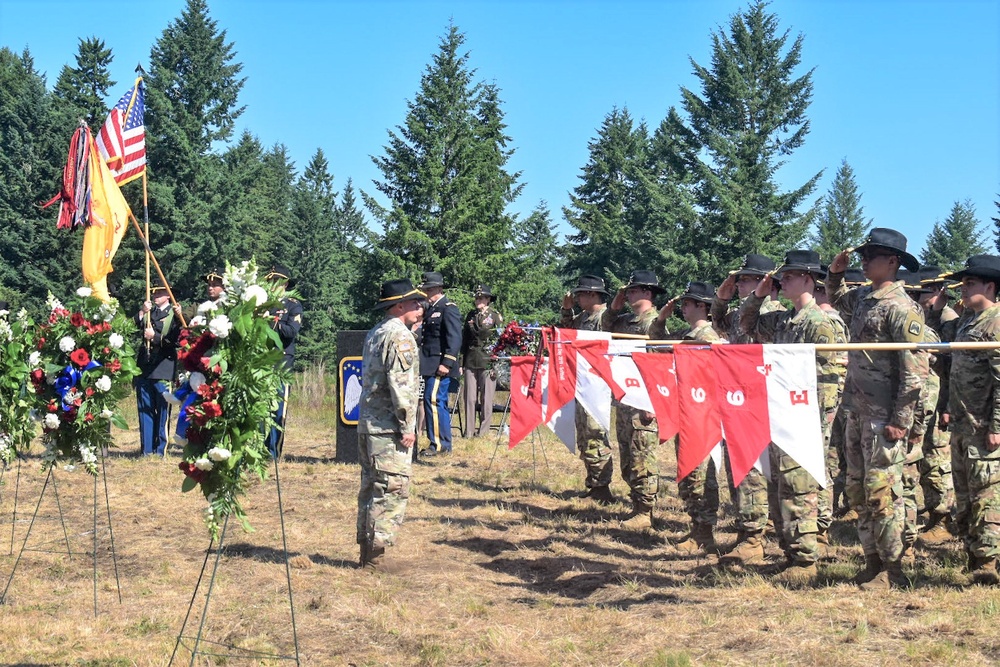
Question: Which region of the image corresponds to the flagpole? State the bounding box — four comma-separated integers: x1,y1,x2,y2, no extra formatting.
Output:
126,209,187,328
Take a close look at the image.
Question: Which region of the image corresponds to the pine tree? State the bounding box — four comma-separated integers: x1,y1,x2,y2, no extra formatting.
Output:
0,48,77,311
921,199,987,271
505,202,565,323
992,193,1000,252
676,0,821,277
131,0,246,302
809,159,872,265
51,37,116,133
368,23,522,296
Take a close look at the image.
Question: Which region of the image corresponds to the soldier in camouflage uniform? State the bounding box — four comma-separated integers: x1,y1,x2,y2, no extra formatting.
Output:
828,228,930,589
913,267,959,545
655,281,723,553
602,270,663,527
930,255,1000,584
560,275,614,504
357,279,425,570
738,251,841,585
712,254,785,565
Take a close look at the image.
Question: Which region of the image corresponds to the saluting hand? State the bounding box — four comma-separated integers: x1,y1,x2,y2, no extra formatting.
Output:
829,249,851,274
658,297,678,322
561,292,574,310
716,275,736,301
754,273,773,299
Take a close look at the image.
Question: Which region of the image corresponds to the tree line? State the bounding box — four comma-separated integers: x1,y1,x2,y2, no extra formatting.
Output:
1,0,995,369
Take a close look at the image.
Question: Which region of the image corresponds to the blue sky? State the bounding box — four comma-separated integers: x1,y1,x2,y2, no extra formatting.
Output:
2,0,998,258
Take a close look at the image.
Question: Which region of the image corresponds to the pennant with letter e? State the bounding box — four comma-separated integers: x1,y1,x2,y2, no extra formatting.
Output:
508,356,546,449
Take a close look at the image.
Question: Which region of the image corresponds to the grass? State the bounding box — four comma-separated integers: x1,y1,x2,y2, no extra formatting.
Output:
0,387,997,666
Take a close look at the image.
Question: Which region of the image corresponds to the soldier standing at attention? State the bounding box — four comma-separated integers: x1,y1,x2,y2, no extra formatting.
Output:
602,270,663,527
417,272,462,457
560,275,613,504
265,264,302,459
738,250,840,585
828,228,929,589
929,255,1000,584
461,284,503,439
134,282,181,456
357,279,425,570
712,254,785,566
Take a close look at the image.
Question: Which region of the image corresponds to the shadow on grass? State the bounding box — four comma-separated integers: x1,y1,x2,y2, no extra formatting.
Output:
221,542,354,570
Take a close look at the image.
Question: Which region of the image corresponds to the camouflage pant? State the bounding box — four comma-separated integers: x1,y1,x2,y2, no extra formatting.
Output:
919,425,954,516
817,408,837,534
771,444,820,564
952,426,1000,559
577,399,613,489
726,454,769,536
844,411,906,563
902,460,920,548
830,404,850,512
614,404,659,509
357,433,412,550
677,441,719,527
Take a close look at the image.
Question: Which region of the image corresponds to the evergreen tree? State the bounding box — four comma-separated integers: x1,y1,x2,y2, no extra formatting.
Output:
368,23,522,297
920,199,987,271
992,193,1000,252
809,159,872,264
564,107,698,295
505,202,564,323
51,37,116,133
0,47,76,312
676,0,821,277
131,0,246,303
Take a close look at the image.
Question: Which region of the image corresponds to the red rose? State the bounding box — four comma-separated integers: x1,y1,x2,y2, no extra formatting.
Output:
70,348,91,367
103,347,111,355
37,337,45,349
85,387,95,397
107,359,121,373
84,413,94,423
30,369,45,387
187,427,206,445
70,313,86,327
47,401,59,413
202,402,223,419
179,461,206,484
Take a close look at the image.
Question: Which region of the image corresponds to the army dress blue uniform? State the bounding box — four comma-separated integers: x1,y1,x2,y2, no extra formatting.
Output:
134,291,180,456
418,272,462,454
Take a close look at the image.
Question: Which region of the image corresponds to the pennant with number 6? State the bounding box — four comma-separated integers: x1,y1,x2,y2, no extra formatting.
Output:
631,351,679,441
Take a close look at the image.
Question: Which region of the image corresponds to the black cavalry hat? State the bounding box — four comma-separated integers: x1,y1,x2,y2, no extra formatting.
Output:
375,279,426,310
918,265,955,289
942,255,1000,282
679,281,716,304
203,268,224,283
472,284,496,302
853,228,920,272
623,269,666,295
150,280,169,294
266,263,296,288
730,253,776,278
417,271,449,290
775,249,824,278
898,269,930,293
571,274,610,296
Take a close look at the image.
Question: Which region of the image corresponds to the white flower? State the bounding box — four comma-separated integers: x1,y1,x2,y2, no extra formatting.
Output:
95,376,112,392
100,409,114,419
0,310,9,318
43,413,60,430
197,300,219,314
189,315,206,327
63,464,76,472
108,333,124,349
194,458,214,471
80,446,97,465
59,336,76,352
208,315,233,339
76,286,93,298
46,293,64,312
242,284,268,307
98,301,118,322
0,320,11,343
207,447,231,462
28,351,41,366
17,308,28,322
189,372,207,392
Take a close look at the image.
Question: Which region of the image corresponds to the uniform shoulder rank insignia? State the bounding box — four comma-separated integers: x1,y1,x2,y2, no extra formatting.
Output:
908,319,922,337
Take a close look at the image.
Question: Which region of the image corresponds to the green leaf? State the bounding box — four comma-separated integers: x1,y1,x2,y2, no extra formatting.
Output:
181,476,198,493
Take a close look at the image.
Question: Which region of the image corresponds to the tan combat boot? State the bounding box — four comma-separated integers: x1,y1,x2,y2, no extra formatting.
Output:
859,560,908,590
852,553,882,585
917,513,954,546
360,543,385,571
586,486,617,506
970,557,1000,586
721,534,767,566
773,561,818,587
673,523,716,555
620,505,654,530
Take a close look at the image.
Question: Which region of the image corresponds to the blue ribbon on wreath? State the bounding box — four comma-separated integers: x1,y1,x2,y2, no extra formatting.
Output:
54,360,102,411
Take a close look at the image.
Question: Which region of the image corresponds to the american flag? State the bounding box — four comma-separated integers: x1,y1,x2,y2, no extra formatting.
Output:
96,78,146,185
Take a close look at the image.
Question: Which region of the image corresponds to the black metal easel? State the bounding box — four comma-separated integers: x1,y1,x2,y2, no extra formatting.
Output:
169,459,300,666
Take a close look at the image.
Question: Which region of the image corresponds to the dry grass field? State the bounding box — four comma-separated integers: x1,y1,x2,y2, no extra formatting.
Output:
1,388,999,666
